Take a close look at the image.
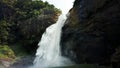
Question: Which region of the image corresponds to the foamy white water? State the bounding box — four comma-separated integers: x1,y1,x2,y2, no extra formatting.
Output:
32,14,74,68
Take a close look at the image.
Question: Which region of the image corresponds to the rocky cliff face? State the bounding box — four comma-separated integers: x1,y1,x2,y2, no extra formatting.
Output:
61,0,120,67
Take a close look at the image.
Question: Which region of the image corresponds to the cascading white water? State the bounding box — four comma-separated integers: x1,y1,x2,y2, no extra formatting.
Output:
33,14,73,68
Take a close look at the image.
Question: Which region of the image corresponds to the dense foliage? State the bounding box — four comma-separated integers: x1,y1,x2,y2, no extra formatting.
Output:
0,45,15,60
0,0,61,54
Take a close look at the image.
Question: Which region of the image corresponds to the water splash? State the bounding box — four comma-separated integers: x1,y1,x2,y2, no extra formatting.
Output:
33,14,74,68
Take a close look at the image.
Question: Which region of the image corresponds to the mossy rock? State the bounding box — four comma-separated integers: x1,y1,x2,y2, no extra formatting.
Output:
0,45,16,60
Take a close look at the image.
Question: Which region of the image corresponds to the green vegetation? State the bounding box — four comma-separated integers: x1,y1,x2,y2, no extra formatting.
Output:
0,45,15,60
0,0,61,58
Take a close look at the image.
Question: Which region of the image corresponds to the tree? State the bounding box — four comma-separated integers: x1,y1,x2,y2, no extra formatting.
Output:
0,20,9,44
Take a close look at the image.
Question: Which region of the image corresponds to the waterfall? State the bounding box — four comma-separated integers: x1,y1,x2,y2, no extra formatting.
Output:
32,14,73,68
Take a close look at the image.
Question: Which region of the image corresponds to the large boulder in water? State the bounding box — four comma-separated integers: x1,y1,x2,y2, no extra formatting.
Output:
61,0,120,67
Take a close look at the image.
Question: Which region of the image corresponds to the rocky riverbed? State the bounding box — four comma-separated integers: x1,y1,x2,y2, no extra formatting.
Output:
10,56,34,68
0,59,11,68
0,56,34,68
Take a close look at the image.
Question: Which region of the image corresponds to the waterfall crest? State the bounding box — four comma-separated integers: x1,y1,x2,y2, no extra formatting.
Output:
33,14,73,68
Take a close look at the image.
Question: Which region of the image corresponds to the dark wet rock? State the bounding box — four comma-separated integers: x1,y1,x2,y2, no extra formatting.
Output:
61,0,120,67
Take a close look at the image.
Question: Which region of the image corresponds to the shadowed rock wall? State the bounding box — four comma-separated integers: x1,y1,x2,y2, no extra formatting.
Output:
61,0,120,67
